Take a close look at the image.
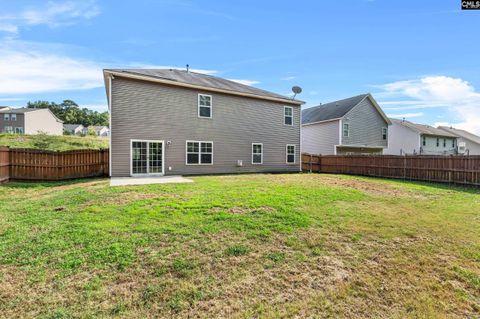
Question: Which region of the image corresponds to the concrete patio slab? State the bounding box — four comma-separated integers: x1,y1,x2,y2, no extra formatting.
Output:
110,175,194,186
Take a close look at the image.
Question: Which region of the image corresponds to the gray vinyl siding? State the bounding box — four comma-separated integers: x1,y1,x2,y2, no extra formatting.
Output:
420,135,456,155
341,97,388,148
110,77,300,176
301,120,340,155
0,114,25,133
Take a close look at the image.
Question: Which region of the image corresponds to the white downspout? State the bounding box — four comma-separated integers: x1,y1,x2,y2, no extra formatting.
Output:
108,75,113,177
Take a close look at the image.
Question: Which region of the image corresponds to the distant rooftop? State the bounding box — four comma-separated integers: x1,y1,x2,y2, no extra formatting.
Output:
391,118,456,137
438,126,480,144
0,107,40,114
104,68,303,105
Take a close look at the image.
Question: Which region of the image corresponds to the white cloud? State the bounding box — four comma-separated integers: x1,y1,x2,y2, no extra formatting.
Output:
0,0,100,33
0,44,103,94
387,112,424,119
376,76,480,134
228,79,260,86
281,76,296,81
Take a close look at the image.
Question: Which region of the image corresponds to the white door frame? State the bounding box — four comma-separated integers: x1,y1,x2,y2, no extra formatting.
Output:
130,139,165,176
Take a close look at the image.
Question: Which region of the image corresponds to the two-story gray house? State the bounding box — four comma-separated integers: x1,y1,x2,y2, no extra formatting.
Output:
0,108,63,135
301,94,391,155
103,69,304,177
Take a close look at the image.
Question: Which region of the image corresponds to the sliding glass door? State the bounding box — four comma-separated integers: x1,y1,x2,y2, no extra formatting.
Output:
131,140,164,175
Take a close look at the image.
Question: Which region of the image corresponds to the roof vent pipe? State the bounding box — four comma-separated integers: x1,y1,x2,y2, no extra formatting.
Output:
186,64,190,73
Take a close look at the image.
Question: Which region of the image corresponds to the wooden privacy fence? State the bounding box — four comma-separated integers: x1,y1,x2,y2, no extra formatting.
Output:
0,147,109,182
302,153,480,186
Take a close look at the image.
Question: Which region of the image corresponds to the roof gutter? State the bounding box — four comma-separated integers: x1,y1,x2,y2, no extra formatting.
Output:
103,70,304,106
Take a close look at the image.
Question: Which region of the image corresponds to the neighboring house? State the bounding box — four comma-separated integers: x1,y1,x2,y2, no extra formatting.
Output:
437,126,480,155
103,68,304,177
88,125,110,137
301,94,391,155
64,124,85,135
384,119,457,155
0,108,63,135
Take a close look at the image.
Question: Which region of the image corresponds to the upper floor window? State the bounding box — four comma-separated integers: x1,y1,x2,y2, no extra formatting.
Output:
11,114,16,121
186,141,213,165
443,138,446,148
286,144,296,164
198,94,212,118
422,136,426,146
284,106,293,125
436,138,440,147
3,114,10,121
452,139,455,148
343,123,349,137
252,143,263,164
382,127,387,140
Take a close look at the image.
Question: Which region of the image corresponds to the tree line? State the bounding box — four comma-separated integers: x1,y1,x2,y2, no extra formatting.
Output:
27,100,109,127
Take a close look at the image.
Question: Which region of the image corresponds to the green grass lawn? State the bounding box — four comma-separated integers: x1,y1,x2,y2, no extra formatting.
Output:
0,174,479,318
0,133,108,151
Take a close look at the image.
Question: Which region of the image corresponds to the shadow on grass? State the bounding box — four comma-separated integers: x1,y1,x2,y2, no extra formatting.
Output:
0,178,108,189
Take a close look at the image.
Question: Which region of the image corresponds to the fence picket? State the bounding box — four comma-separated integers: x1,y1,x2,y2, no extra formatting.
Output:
302,153,480,186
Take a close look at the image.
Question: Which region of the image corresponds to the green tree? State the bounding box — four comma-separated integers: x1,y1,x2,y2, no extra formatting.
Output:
27,100,109,127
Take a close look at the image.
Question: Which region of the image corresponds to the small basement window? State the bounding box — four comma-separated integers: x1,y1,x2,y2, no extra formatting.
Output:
186,141,213,165
284,106,293,125
286,144,296,164
198,94,212,118
252,143,263,164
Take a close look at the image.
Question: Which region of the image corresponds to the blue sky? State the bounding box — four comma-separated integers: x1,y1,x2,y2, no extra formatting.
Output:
1,0,480,132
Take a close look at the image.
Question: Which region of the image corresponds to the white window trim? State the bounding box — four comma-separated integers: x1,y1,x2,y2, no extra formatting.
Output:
251,143,263,165
185,140,213,165
4,114,10,121
4,126,13,133
286,144,296,164
284,106,293,126
14,127,23,134
11,114,16,121
198,94,212,119
382,127,387,140
343,123,350,137
129,139,165,176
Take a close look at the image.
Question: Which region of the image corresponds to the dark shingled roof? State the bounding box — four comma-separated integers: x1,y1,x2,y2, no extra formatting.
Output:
0,107,40,114
302,94,369,125
105,68,302,104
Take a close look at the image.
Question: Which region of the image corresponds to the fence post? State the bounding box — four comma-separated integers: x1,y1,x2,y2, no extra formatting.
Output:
310,154,313,173
0,146,10,183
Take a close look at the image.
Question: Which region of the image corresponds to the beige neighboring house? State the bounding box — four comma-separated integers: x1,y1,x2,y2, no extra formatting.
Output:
0,108,63,135
88,125,110,137
64,124,85,135
437,126,480,155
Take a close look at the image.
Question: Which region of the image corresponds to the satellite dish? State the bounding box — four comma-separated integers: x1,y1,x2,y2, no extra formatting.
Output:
292,86,302,99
